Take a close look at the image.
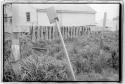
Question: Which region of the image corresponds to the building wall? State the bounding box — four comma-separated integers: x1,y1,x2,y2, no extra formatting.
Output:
38,12,95,26
61,13,95,26
12,4,37,26
12,4,37,32
12,4,95,32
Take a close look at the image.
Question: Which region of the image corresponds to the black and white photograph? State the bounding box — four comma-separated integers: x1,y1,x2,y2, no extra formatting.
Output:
3,1,121,82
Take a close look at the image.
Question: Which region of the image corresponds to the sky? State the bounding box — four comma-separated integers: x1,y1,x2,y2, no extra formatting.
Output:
88,4,119,22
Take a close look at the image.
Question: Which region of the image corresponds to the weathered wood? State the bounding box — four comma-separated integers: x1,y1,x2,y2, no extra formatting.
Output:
29,25,92,41
37,27,39,41
40,26,44,40
66,26,68,39
46,26,48,40
43,26,45,40
63,27,66,39
12,32,20,62
72,26,75,37
51,26,53,40
81,26,83,36
32,26,35,42
48,26,50,40
39,26,41,39
11,44,20,62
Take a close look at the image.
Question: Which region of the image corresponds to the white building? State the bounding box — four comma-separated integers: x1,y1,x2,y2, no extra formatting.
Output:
5,4,96,32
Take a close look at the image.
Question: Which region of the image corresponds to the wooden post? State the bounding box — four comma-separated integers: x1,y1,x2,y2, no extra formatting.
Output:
100,12,107,54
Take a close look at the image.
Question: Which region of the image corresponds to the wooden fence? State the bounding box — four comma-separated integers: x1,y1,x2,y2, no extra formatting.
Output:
29,26,91,41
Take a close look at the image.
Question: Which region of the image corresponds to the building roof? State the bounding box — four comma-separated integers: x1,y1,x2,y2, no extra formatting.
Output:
36,4,96,14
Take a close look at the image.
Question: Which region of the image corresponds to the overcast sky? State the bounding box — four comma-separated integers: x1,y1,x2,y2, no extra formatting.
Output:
88,4,119,22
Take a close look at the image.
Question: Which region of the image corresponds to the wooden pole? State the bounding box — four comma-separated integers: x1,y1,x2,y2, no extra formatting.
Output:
100,12,107,54
55,20,76,81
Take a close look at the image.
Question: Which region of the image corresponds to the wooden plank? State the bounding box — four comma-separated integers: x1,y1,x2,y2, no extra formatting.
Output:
11,44,20,62
37,26,40,41
46,26,48,40
43,26,46,40
53,26,56,40
32,26,35,42
67,27,68,38
75,27,77,37
12,32,20,62
47,26,49,40
79,26,81,36
81,26,83,36
51,26,53,40
70,26,73,38
61,27,64,38
72,26,75,38
63,26,66,39
40,26,44,40
64,27,66,39
66,26,68,39
39,26,41,40
69,27,71,38
48,26,50,40
34,26,38,41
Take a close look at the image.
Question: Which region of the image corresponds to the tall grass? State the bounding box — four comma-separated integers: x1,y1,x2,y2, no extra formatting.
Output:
3,31,119,81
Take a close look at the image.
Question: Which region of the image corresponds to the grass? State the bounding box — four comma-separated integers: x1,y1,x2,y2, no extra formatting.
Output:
3,31,119,81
